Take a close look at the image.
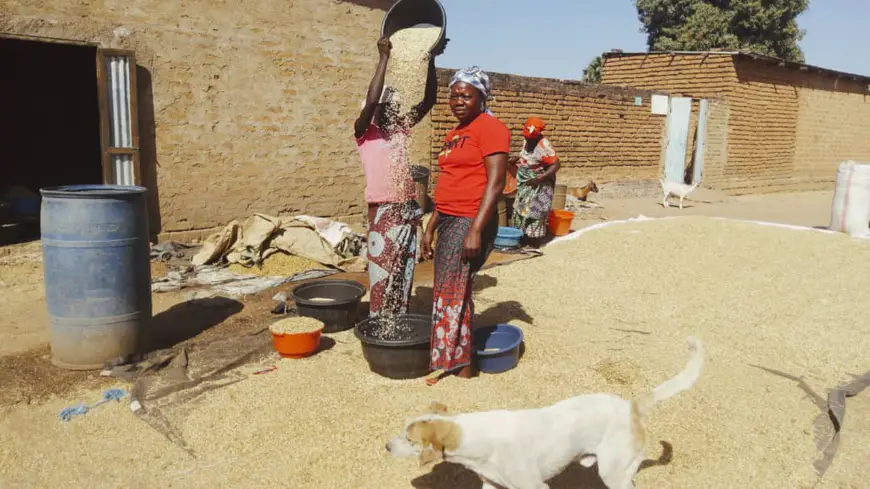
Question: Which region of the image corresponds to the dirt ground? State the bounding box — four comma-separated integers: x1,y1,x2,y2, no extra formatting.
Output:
0,190,838,406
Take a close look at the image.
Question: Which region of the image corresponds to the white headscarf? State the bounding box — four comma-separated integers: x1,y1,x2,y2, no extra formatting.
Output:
449,66,494,115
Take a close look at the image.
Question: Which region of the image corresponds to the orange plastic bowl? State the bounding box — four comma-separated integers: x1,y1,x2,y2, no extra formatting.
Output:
271,328,323,359
548,210,575,236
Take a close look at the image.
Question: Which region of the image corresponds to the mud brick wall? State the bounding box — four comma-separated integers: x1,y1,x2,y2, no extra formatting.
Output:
2,0,392,239
420,69,668,192
602,52,870,194
792,75,870,187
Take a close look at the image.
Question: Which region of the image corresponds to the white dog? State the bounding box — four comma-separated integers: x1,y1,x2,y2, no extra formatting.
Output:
660,179,699,209
386,337,704,489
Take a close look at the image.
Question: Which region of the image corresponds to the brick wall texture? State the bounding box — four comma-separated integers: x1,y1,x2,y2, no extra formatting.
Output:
1,0,391,238
602,52,870,194
418,69,668,192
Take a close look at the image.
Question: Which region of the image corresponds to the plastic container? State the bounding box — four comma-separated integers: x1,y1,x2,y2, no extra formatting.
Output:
355,314,431,380
497,198,508,227
548,209,575,237
40,185,152,370
552,183,568,211
381,0,447,53
503,169,518,197
494,226,523,249
473,324,524,374
410,165,430,213
291,280,366,334
270,322,323,359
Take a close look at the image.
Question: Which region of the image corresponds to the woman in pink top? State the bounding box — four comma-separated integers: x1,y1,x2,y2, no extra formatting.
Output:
354,36,445,318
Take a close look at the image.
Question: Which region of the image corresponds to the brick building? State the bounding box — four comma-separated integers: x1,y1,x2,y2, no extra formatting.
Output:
602,51,870,194
421,69,669,196
1,0,393,240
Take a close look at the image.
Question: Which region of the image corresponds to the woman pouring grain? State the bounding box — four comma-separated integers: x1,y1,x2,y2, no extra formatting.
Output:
421,67,510,386
354,35,445,319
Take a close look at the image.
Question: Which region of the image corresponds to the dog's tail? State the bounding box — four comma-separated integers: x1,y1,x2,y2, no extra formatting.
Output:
635,337,704,418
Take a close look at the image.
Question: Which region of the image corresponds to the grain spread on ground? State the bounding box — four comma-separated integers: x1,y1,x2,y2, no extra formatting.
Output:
269,317,324,335
227,252,326,278
3,216,870,488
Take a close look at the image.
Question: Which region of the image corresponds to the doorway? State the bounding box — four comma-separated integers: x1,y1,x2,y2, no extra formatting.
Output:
663,96,710,185
0,37,103,243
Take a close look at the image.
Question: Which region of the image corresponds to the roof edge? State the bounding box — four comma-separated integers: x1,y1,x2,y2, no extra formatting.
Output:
602,50,870,85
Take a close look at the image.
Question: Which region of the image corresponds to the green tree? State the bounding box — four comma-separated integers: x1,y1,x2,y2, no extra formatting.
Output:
583,55,603,83
634,0,809,62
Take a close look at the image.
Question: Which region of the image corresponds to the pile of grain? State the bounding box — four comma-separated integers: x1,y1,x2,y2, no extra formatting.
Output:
269,316,324,335
227,252,326,277
4,216,870,488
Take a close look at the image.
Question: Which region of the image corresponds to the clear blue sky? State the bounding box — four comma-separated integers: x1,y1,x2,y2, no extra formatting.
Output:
435,0,870,80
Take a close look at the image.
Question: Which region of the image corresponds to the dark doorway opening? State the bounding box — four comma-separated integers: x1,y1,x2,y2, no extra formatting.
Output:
0,37,103,244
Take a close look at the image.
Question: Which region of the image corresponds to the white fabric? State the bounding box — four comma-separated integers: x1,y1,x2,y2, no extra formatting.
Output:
829,161,870,237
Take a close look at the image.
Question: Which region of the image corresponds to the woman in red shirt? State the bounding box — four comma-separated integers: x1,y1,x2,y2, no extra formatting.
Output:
421,67,510,385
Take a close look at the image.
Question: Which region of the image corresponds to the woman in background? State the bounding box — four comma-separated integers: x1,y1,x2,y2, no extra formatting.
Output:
510,117,560,247
421,67,510,386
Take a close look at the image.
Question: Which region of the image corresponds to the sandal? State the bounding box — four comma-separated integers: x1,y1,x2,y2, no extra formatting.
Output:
425,370,446,386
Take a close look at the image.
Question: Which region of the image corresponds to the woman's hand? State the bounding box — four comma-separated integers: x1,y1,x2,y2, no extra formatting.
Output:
378,37,392,57
421,227,435,260
462,226,482,261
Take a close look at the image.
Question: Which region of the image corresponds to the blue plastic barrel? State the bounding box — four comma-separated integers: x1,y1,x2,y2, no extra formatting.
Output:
40,185,152,370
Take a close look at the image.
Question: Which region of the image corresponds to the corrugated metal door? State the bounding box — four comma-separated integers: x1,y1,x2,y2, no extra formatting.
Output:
664,97,692,183
97,49,140,186
692,99,710,184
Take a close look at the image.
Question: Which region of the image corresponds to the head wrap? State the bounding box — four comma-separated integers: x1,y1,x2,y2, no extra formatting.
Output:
523,117,546,139
449,66,494,115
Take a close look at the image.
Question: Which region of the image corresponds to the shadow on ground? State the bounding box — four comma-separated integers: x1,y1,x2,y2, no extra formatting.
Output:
412,441,673,489
149,297,244,350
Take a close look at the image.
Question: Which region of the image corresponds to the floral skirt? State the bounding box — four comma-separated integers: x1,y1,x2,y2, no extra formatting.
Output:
512,170,554,239
430,214,497,372
367,201,422,318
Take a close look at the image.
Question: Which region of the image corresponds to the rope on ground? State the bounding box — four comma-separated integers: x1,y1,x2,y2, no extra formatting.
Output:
58,388,127,422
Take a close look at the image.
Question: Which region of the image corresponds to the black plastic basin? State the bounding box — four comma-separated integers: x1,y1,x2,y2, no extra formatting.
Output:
291,279,365,334
380,0,446,53
355,314,431,380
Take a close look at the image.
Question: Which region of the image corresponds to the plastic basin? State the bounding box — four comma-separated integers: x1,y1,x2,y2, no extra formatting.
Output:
494,226,523,249
291,280,365,334
381,0,446,53
548,210,575,237
271,325,323,359
473,324,524,374
355,314,431,380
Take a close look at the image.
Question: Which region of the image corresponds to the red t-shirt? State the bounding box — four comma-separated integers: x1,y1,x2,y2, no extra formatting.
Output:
434,113,511,218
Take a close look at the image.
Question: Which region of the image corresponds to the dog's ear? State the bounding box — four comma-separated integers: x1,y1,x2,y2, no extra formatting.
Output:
419,446,443,467
407,419,461,467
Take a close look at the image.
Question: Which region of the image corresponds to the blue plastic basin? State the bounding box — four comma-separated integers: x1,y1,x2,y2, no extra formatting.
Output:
473,324,524,374
494,226,523,249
